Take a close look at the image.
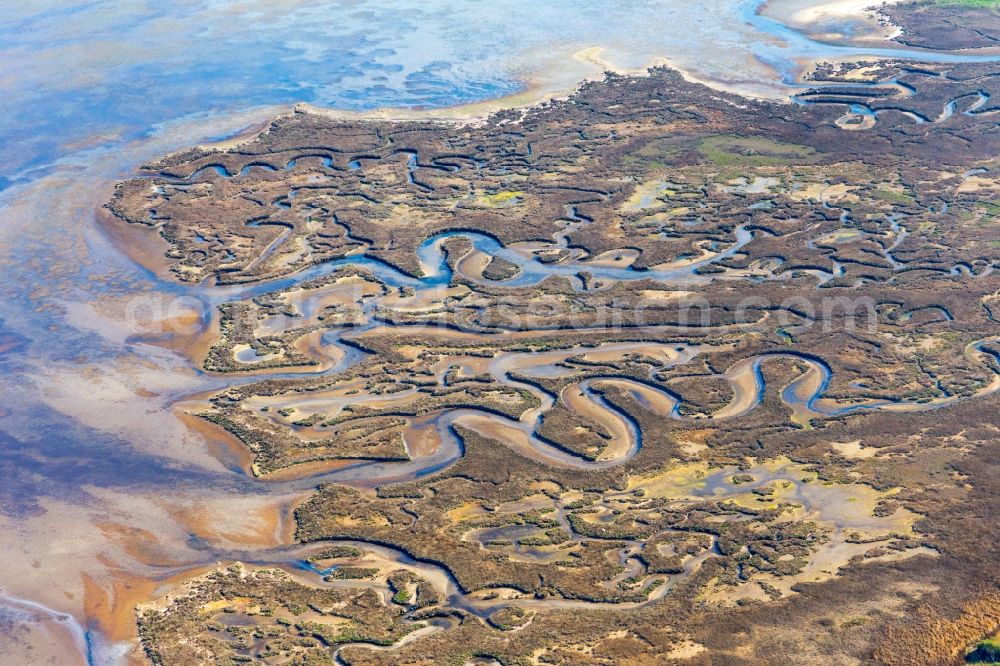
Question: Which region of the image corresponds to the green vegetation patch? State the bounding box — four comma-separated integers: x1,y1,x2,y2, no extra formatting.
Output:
481,190,524,206
698,135,817,168
873,188,915,205
967,637,1000,663
932,0,999,8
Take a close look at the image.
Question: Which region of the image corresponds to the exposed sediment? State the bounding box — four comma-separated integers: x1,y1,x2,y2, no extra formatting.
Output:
113,32,1000,665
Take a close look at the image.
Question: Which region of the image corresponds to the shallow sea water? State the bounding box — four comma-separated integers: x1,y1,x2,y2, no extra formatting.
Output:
0,1,997,663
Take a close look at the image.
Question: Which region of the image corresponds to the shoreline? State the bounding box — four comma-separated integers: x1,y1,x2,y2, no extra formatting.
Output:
294,46,667,125
183,45,687,159
762,0,906,42
784,0,902,23
182,1,996,161
17,0,1000,664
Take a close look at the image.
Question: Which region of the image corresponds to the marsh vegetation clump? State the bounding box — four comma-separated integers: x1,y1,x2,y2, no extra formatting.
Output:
120,7,1000,659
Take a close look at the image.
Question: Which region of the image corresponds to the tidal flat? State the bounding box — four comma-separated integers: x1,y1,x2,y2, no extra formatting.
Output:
3,1,1000,665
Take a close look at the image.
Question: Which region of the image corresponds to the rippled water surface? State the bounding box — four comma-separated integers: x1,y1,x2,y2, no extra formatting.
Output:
1,1,996,663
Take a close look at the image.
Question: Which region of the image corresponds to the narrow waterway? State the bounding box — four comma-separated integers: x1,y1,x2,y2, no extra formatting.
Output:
1,1,998,663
